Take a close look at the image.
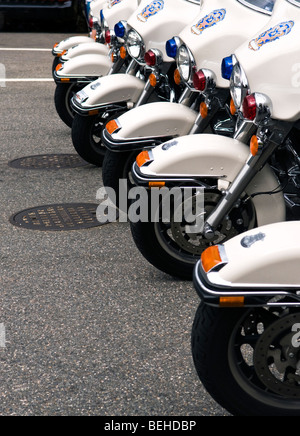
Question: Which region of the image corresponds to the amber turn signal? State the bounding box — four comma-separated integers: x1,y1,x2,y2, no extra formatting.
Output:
120,46,127,60
250,135,259,156
174,69,181,86
219,296,245,307
201,245,222,273
230,99,236,116
200,102,208,119
148,181,166,188
136,151,151,168
149,73,157,88
106,119,120,135
55,63,63,72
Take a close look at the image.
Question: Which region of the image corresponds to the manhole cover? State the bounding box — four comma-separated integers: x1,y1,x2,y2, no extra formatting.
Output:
8,154,88,170
10,203,102,231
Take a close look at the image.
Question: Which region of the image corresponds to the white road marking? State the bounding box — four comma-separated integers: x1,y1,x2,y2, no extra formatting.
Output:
0,48,51,52
4,78,53,82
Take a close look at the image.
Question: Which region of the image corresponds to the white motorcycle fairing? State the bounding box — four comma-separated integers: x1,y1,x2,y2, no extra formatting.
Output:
126,0,201,62
71,74,146,114
103,0,274,149
53,0,140,57
53,36,97,57
134,134,286,227
54,54,112,81
73,0,201,113
193,221,300,307
102,102,198,150
234,0,300,121
61,42,109,62
178,0,273,89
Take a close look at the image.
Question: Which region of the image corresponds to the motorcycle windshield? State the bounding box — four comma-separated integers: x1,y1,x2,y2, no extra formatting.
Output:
237,0,275,14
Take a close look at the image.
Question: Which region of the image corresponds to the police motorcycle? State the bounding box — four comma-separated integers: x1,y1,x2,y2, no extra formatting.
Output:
52,0,107,72
53,0,140,128
70,0,202,166
192,220,300,415
101,0,275,208
129,0,300,280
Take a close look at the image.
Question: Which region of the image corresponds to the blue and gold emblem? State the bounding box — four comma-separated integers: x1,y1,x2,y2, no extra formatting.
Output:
249,21,294,51
108,0,123,8
191,9,226,35
137,0,165,23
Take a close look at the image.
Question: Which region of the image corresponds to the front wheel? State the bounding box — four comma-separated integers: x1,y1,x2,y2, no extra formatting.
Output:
102,150,139,211
54,83,84,128
191,303,300,416
71,113,108,166
130,189,256,280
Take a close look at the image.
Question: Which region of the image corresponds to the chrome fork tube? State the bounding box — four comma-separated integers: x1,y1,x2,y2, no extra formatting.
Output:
134,80,154,107
203,140,279,239
178,87,195,106
125,59,140,76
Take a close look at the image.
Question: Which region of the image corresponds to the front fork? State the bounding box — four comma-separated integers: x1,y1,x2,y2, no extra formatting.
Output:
188,88,230,135
203,122,292,240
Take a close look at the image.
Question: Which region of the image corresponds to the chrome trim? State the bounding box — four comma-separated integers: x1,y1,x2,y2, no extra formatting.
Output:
254,92,273,122
176,43,196,87
194,263,300,307
236,0,274,15
287,0,300,8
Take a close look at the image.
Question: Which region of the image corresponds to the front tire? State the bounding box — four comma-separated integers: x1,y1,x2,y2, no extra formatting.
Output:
102,150,139,210
192,303,300,416
71,113,107,166
54,83,83,128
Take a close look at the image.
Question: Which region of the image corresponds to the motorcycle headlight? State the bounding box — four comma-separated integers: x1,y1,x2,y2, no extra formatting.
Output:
177,44,195,83
230,62,249,110
126,29,145,61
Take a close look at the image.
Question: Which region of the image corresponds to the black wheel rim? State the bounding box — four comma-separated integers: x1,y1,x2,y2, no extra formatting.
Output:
228,306,300,410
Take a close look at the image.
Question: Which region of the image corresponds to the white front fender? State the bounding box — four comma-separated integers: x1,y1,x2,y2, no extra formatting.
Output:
56,54,112,78
53,36,95,56
75,74,146,110
62,42,109,61
216,221,300,286
141,134,286,227
111,102,198,140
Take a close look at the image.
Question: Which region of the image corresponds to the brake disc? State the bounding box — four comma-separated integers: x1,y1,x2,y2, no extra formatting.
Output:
170,192,238,255
254,313,300,398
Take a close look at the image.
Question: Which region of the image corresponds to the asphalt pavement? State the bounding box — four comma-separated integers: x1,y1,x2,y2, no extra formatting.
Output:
0,32,229,416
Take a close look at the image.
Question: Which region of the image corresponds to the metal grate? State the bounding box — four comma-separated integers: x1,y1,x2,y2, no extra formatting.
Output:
10,203,102,231
8,154,88,170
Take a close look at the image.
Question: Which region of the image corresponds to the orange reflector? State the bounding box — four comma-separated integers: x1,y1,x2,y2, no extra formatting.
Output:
106,119,119,135
136,151,151,168
120,46,127,60
55,63,63,72
149,73,157,87
219,296,245,307
200,102,208,119
230,99,236,116
174,69,181,86
53,42,59,49
61,78,70,82
149,181,166,188
201,245,222,273
88,109,99,116
250,135,259,156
